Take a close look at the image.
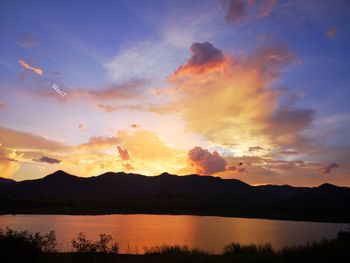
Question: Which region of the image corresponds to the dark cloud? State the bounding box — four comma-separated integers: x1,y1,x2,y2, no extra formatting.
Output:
117,146,130,161
318,163,339,174
188,146,227,175
221,0,277,24
222,0,247,23
130,124,140,129
188,42,224,66
34,156,61,164
172,42,224,77
267,108,314,147
272,108,314,132
249,146,265,152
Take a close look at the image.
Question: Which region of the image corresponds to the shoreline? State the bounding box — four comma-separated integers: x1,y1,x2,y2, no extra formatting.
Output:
1,211,349,224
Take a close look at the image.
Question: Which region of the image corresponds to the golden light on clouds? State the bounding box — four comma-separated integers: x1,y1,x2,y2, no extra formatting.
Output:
163,43,302,154
19,59,43,75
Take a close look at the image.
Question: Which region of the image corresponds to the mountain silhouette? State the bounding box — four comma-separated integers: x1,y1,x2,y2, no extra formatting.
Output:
0,177,15,184
0,171,349,222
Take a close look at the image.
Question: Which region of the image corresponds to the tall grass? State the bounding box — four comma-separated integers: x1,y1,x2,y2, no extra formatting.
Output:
0,227,349,262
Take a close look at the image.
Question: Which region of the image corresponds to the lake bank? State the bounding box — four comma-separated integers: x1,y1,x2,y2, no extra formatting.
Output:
0,214,347,253
1,227,350,263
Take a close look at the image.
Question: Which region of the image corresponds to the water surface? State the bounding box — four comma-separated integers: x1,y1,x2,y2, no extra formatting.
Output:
0,214,347,253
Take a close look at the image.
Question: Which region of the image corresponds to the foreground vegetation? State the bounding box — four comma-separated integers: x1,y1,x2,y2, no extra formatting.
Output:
1,228,349,263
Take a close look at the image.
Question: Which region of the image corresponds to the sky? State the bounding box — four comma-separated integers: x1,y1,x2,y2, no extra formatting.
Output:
0,0,350,186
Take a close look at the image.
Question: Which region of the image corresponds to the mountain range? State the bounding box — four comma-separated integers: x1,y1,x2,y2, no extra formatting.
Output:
0,170,349,222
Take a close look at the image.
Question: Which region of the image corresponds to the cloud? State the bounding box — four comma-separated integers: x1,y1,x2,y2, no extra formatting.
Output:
33,156,61,164
78,123,86,130
17,33,40,48
258,0,277,17
318,163,339,174
221,0,277,24
172,42,224,78
249,146,265,152
0,100,4,109
161,42,308,154
325,26,337,38
117,146,130,161
116,130,187,174
188,146,227,175
97,103,145,113
0,147,20,178
79,136,120,150
19,59,43,75
33,80,147,103
222,0,247,23
0,126,68,151
122,163,134,171
279,149,298,155
268,108,314,146
227,165,246,173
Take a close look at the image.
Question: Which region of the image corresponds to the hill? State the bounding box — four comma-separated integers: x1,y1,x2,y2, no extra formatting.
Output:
0,177,16,184
0,170,349,222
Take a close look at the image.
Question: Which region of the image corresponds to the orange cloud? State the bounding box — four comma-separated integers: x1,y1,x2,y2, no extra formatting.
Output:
33,81,146,102
163,42,307,154
0,126,68,151
19,59,43,75
0,147,20,178
170,42,225,79
117,146,130,161
79,136,120,150
122,163,134,171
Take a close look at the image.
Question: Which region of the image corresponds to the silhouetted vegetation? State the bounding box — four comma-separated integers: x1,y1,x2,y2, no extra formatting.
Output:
0,228,56,263
0,228,349,262
72,232,119,253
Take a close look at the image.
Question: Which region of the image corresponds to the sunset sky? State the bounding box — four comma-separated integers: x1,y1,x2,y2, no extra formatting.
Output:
0,0,350,186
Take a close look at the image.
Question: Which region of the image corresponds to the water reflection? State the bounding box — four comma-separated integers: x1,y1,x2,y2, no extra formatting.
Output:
0,214,347,253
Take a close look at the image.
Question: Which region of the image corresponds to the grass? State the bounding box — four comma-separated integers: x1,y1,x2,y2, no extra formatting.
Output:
0,228,349,262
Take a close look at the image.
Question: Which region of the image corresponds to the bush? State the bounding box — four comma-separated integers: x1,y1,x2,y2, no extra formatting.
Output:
222,243,274,256
71,232,119,254
0,228,57,262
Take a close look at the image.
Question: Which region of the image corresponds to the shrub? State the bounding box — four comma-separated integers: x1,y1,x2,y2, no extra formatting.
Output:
0,228,57,262
71,232,119,254
222,243,274,256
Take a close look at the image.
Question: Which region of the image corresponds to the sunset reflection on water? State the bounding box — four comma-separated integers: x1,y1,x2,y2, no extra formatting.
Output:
0,214,346,253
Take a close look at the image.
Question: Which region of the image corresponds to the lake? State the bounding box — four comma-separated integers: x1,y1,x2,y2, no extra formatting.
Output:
0,214,347,253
